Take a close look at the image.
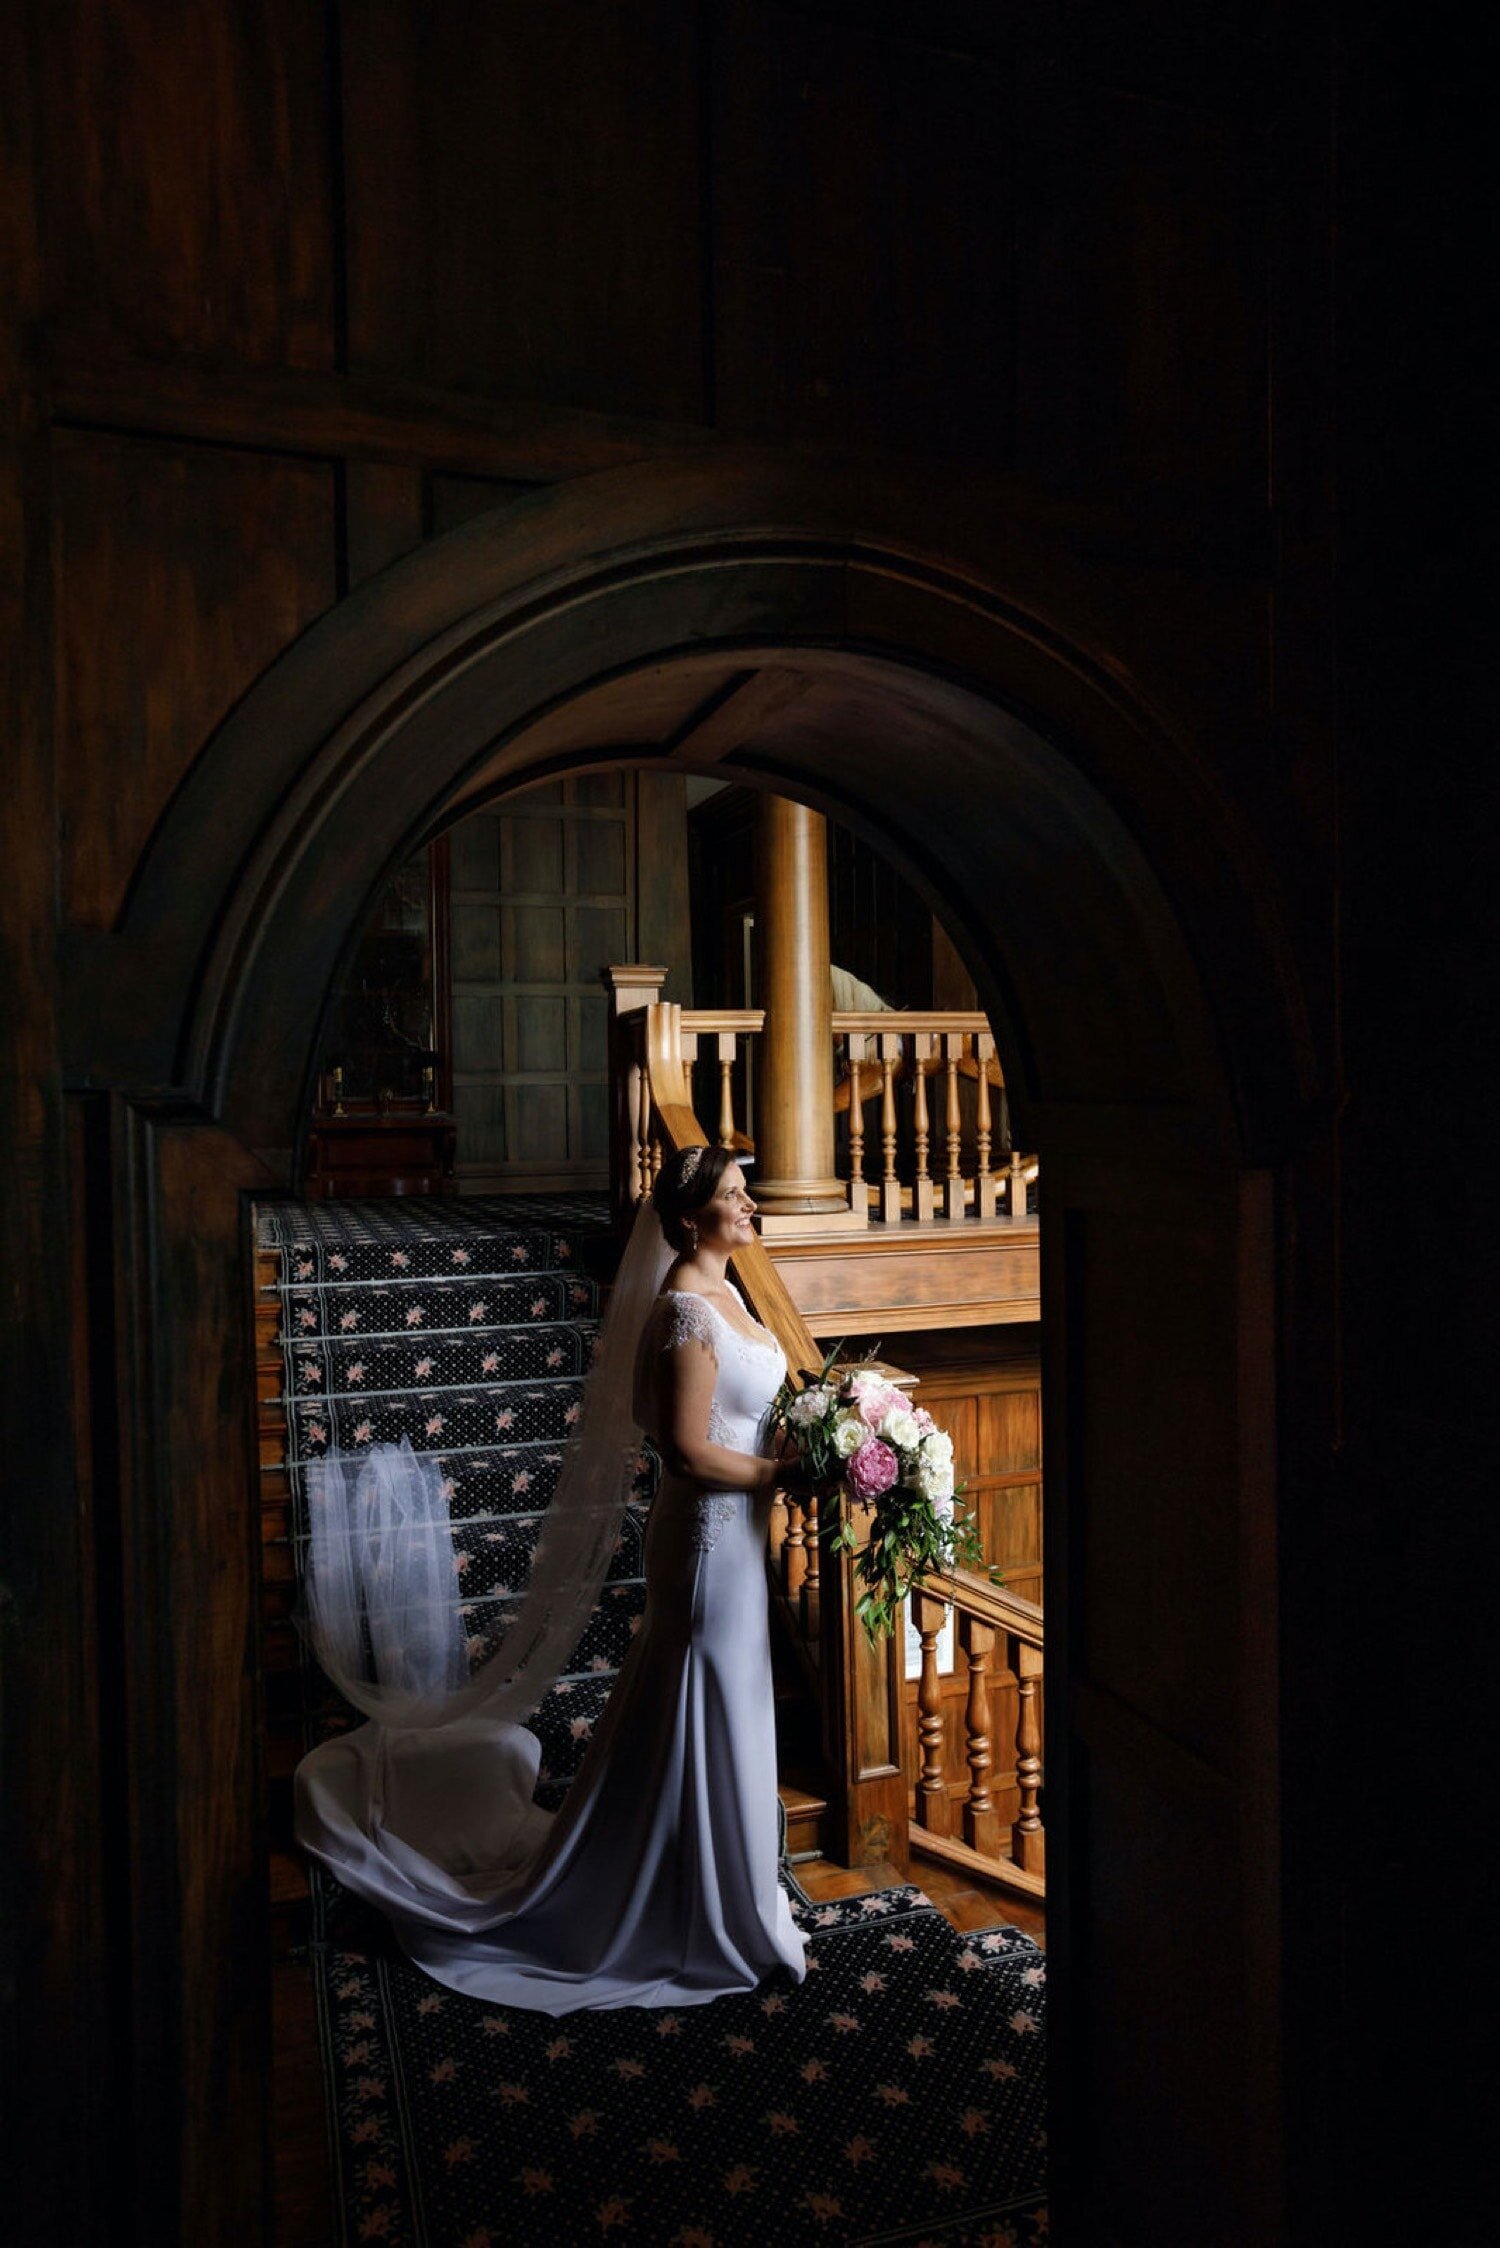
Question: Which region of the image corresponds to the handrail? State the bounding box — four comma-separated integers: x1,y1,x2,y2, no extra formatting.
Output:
830,1010,995,1037
918,1566,1043,1646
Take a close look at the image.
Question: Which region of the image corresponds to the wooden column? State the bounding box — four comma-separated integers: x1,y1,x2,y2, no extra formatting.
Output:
752,795,846,1215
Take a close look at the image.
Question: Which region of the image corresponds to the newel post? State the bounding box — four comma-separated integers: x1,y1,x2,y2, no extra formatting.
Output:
602,964,667,1228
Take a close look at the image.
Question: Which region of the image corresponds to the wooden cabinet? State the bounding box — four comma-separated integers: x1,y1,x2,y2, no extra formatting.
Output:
304,1112,457,1199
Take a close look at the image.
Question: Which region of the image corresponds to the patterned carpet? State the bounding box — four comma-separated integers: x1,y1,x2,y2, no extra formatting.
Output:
310,1867,1048,2247
258,1194,1048,2245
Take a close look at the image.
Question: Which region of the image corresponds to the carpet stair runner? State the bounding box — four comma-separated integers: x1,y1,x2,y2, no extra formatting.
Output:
256,1193,648,1905
257,1195,1047,2242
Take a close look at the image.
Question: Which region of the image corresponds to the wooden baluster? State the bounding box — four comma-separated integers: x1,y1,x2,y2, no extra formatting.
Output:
912,1035,934,1220
783,1495,807,1597
959,1615,1001,1856
846,1035,866,1216
912,1589,951,1836
942,1032,964,1220
635,1056,653,1202
648,1135,663,1187
1010,1635,1046,1876
716,1030,738,1149
879,1035,902,1224
1007,1148,1026,1223
974,1034,996,1219
800,1488,821,1638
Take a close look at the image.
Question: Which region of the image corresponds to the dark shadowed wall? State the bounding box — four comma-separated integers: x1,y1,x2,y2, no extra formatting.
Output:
0,4,1488,2242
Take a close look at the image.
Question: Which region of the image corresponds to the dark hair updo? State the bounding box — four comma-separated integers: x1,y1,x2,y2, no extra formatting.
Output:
651,1143,737,1253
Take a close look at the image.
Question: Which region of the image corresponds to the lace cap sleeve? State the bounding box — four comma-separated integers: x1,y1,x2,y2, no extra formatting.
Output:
657,1291,721,1364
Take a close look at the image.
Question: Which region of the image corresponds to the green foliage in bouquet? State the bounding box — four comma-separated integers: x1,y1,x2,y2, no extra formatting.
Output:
771,1343,997,1647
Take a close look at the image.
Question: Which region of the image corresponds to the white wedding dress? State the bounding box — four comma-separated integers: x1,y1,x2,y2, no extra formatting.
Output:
294,1282,808,2014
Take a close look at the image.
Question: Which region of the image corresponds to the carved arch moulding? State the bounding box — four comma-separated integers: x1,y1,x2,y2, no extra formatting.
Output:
73,446,1314,1180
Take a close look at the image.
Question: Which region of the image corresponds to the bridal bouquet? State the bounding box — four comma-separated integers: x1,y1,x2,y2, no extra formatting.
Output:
771,1353,988,1646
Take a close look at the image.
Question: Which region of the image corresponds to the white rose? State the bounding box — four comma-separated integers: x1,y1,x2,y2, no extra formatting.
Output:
919,1429,954,1468
832,1412,866,1458
915,1453,955,1503
788,1385,835,1427
879,1405,921,1451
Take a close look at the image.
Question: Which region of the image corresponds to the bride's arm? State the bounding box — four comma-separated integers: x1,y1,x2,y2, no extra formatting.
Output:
657,1338,791,1493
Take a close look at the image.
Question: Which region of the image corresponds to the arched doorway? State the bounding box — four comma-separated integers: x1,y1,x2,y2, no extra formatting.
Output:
113,452,1304,2243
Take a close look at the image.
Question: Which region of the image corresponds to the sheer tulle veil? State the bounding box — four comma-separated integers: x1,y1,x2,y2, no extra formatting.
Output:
296,1196,674,1735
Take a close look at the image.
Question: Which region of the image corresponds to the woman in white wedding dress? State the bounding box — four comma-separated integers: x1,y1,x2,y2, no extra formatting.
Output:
294,1146,809,2013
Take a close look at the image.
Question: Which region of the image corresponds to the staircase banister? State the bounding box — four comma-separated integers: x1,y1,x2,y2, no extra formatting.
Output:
676,1008,766,1035
831,1010,995,1036
917,1565,1044,1649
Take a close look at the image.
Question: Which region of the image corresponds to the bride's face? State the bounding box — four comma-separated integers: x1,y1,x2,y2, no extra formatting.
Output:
695,1162,757,1252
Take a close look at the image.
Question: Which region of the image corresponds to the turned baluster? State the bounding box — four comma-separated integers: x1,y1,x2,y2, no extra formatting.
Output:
974,1034,996,1218
1010,1635,1046,1876
846,1034,866,1215
783,1495,807,1597
912,1589,951,1836
959,1615,1001,1855
799,1488,821,1638
648,1135,663,1187
878,1034,902,1223
912,1035,934,1221
634,1062,653,1202
716,1030,738,1149
941,1033,965,1220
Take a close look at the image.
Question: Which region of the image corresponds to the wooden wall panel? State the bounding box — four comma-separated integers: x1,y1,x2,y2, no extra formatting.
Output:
1072,1204,1238,1771
341,0,705,419
1013,82,1267,498
714,3,1018,459
427,474,542,537
52,431,337,928
40,0,334,369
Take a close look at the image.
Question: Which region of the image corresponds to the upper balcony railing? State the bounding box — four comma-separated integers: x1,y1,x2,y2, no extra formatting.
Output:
605,970,1038,1234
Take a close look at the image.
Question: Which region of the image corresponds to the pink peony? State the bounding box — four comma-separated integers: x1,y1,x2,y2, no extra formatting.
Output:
854,1382,906,1431
846,1438,899,1501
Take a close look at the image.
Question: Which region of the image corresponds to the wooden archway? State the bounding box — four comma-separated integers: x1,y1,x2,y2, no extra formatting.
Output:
99,450,1307,2244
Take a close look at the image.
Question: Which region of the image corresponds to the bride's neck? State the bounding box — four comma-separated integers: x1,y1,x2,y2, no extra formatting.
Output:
676,1246,732,1290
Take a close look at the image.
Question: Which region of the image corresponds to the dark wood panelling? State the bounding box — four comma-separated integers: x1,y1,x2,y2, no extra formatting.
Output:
51,350,717,481
449,778,640,1188
1074,1205,1237,1769
52,430,336,928
636,772,695,1004
427,473,540,536
342,0,706,419
1013,80,1267,498
345,462,425,587
41,0,334,369
714,2,1019,458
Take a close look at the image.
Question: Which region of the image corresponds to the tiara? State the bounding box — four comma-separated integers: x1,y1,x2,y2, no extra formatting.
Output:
677,1145,706,1185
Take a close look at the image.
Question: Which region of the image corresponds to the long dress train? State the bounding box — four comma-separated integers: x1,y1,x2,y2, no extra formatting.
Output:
294,1283,808,2014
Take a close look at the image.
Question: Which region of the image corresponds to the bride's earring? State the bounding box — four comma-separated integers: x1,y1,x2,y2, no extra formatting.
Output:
686,1220,698,1249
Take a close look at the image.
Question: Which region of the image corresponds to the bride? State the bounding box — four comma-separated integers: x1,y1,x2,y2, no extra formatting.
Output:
294,1144,810,2012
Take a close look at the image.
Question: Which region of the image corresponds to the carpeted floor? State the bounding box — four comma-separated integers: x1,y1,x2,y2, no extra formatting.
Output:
308,1864,1047,2247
